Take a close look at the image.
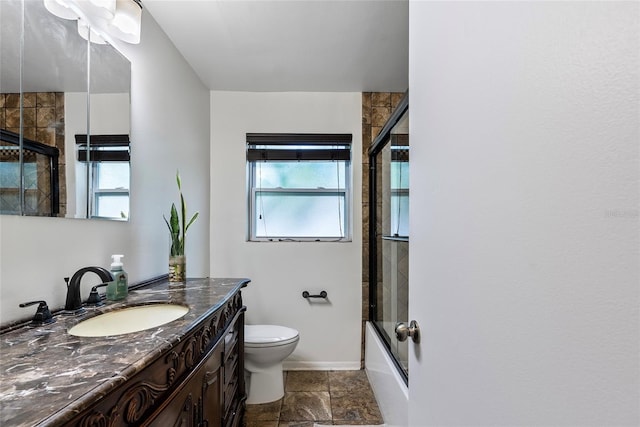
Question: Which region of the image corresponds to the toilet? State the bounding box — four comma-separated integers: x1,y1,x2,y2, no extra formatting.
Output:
244,324,299,404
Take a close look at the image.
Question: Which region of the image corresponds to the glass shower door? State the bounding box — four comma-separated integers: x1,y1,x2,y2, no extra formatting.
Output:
370,100,409,380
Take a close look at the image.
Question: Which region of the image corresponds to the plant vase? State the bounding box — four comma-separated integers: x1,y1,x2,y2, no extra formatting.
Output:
169,255,186,283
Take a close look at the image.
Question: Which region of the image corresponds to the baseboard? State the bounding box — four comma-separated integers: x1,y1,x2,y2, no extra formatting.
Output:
283,361,361,371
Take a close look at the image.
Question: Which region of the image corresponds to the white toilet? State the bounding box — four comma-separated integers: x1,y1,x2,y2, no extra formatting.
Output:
244,324,299,404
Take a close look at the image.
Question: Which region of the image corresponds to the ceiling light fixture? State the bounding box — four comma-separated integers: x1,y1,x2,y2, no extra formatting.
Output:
43,0,142,44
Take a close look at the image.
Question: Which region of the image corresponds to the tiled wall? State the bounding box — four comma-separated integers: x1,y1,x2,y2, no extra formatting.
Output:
0,92,66,216
361,92,404,366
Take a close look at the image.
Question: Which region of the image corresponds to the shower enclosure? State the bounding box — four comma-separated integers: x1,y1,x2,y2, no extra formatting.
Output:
369,92,409,381
0,129,59,216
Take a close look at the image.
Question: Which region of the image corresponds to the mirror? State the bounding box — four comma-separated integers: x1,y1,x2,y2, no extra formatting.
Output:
0,0,131,220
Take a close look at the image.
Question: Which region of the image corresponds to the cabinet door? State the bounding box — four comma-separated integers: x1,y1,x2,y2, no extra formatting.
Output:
144,344,222,427
144,384,197,427
202,356,223,426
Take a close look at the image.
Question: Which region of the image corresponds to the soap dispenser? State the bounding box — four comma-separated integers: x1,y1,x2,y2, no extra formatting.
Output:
106,254,128,301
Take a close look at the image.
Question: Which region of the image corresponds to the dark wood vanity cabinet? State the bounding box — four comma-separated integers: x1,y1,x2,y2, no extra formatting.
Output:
144,342,223,426
222,306,244,427
66,292,246,427
145,307,244,427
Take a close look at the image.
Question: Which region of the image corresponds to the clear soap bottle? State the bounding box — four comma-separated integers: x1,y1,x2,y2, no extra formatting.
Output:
106,254,128,301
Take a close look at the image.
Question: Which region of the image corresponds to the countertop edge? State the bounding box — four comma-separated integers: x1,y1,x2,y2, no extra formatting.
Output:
1,277,250,427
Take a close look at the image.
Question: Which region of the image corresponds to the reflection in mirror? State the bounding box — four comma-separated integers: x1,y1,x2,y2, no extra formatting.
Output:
0,0,131,220
86,42,131,220
388,111,409,238
23,0,88,217
0,0,24,214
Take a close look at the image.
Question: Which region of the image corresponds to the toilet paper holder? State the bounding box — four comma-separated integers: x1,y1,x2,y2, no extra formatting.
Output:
302,290,327,299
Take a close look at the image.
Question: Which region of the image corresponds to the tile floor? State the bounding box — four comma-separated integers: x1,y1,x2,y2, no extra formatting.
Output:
245,370,384,427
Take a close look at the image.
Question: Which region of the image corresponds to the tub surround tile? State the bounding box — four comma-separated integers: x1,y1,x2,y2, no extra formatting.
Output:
36,92,55,107
36,107,55,128
391,92,404,107
371,92,391,107
5,107,20,128
360,92,405,367
0,90,67,216
22,125,35,140
362,92,371,113
4,93,19,108
371,107,392,127
23,92,36,107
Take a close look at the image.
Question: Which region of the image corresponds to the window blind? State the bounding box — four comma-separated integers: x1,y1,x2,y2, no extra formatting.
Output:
76,134,130,162
246,133,351,162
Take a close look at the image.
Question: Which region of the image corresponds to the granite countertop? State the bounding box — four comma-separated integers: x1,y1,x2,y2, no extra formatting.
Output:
0,277,249,427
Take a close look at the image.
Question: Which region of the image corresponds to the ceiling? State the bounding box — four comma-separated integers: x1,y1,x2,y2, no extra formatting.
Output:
143,0,409,92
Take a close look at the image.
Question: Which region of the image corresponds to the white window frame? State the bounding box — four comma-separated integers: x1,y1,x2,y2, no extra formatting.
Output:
246,133,352,242
90,159,130,220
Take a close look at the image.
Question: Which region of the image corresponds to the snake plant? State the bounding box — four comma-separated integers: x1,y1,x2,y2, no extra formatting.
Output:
164,171,199,256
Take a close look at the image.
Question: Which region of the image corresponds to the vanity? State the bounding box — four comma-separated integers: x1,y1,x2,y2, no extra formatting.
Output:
0,277,249,427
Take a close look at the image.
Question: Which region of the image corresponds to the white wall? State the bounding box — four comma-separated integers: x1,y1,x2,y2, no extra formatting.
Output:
210,91,362,369
0,10,210,325
409,1,639,425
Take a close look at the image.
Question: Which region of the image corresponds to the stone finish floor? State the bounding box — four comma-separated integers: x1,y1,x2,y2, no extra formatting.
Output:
245,370,384,426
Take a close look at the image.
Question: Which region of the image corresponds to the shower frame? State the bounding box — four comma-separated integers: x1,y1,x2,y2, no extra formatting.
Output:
0,129,60,216
368,91,409,384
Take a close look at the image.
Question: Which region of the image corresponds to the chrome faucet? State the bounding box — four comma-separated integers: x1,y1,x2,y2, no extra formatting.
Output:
65,266,113,313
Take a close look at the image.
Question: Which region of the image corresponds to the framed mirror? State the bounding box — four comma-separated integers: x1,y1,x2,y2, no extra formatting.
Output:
0,0,131,220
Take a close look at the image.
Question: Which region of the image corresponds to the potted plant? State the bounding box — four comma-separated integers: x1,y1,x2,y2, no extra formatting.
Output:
164,171,199,282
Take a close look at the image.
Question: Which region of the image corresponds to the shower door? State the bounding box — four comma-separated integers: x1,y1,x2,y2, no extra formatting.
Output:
369,94,409,380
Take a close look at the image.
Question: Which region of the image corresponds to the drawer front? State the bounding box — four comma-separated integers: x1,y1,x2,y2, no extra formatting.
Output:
224,339,239,384
224,398,243,427
223,307,246,427
224,324,239,359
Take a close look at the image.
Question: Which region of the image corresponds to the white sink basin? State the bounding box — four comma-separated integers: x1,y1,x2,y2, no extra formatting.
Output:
68,304,189,337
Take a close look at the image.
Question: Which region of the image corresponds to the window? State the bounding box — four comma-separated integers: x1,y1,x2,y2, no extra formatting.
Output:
76,134,130,219
92,161,130,219
247,133,352,241
390,143,409,238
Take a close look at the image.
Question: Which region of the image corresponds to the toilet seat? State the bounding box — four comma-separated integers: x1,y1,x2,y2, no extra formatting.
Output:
245,325,299,347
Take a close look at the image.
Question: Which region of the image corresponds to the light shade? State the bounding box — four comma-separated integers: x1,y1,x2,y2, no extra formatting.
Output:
86,0,116,20
108,0,142,44
43,0,78,20
42,0,142,45
77,19,107,44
